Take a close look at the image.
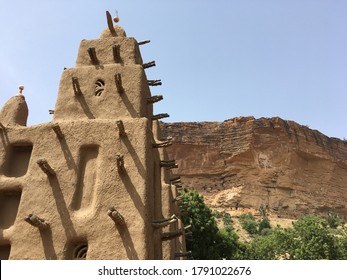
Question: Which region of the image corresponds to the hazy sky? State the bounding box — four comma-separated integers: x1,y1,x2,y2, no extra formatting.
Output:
0,0,346,139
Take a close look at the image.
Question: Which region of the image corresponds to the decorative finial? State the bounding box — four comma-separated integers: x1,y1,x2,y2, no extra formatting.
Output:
113,10,120,23
16,85,25,97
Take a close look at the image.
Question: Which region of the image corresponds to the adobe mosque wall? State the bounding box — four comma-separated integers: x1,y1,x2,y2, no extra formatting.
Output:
0,13,187,260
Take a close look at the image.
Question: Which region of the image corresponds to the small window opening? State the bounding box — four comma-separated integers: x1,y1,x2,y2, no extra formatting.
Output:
73,243,88,260
94,79,105,96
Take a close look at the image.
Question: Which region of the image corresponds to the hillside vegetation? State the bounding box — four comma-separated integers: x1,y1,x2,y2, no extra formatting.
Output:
180,189,347,260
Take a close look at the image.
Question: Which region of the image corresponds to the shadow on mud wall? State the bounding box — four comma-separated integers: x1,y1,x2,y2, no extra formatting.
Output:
114,222,139,260
39,226,57,260
48,176,77,238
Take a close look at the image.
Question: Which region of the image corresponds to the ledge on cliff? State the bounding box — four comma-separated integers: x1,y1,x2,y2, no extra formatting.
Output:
160,116,347,219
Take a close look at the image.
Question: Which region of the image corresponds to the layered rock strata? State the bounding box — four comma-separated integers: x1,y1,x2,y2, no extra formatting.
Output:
161,117,347,219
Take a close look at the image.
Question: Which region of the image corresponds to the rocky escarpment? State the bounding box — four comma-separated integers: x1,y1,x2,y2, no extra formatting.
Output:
161,117,347,219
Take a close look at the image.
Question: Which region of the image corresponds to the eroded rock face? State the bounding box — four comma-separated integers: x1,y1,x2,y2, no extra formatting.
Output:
161,117,347,219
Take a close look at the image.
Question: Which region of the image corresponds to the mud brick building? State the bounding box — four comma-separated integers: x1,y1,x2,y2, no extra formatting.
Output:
0,13,187,260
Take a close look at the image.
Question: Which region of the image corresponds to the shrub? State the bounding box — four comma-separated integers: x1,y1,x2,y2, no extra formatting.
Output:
326,212,345,229
239,213,258,235
258,218,271,232
222,212,233,226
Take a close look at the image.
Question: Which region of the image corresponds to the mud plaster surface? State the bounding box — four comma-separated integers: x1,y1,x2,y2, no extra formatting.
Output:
0,25,185,259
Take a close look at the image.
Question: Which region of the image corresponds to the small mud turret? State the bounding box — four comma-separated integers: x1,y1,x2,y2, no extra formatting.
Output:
0,86,28,126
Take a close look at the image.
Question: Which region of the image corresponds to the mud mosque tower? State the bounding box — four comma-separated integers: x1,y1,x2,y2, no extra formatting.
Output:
0,12,188,260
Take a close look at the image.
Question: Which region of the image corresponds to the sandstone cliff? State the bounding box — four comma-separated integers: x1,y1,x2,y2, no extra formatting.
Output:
161,117,347,219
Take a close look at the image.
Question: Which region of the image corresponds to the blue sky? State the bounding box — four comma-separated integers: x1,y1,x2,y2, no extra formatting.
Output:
0,0,346,139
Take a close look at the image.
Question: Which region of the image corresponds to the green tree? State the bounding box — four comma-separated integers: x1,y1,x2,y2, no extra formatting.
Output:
179,189,221,259
239,226,290,259
215,227,241,259
238,213,258,235
179,189,241,259
241,231,278,259
287,215,340,259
